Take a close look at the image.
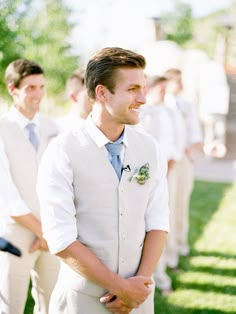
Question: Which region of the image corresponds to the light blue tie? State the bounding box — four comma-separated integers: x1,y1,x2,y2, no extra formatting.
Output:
26,123,39,151
106,141,123,180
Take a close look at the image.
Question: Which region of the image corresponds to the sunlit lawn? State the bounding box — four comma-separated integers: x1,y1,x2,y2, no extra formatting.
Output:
154,180,236,314
24,181,236,313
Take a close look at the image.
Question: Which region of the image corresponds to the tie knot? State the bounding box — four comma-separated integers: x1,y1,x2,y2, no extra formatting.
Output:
105,142,123,157
26,123,36,132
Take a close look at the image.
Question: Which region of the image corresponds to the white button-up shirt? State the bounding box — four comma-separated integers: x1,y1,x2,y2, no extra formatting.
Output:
175,96,203,145
139,103,177,161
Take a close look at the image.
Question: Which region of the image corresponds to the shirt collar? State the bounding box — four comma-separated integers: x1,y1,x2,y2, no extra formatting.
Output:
8,106,40,130
85,114,128,148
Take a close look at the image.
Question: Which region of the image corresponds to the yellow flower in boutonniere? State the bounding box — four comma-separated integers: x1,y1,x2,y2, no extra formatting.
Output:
129,163,150,185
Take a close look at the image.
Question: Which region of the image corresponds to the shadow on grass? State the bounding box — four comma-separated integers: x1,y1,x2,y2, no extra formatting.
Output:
154,289,231,314
188,264,236,277
192,250,236,259
154,180,234,313
177,282,236,296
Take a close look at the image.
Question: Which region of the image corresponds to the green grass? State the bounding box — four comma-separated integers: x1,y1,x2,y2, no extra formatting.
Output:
154,180,236,314
24,281,34,313
24,180,236,313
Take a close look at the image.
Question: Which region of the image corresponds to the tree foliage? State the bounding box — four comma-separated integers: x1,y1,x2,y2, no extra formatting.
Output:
162,1,193,45
0,0,32,95
0,0,79,102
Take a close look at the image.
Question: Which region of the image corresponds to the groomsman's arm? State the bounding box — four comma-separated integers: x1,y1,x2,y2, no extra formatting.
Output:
56,239,152,309
101,230,167,313
0,140,47,251
11,214,48,251
136,230,167,277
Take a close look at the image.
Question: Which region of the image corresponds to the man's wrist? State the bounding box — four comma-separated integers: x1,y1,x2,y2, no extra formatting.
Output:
109,275,128,297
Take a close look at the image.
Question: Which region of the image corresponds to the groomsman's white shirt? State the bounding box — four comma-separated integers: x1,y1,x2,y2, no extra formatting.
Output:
175,95,203,145
139,103,177,162
56,106,86,133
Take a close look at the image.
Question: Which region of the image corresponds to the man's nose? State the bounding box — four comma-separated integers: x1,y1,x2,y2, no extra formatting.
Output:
137,90,146,105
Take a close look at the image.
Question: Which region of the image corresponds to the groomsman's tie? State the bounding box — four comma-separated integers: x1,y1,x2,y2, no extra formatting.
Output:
105,141,123,180
26,123,39,151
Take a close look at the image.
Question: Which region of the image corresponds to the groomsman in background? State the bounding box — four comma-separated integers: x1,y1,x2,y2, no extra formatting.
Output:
58,69,92,132
0,58,59,314
164,68,203,269
139,75,176,295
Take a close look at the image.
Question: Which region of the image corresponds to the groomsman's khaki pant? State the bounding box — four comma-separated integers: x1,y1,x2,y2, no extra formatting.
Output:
166,156,194,268
175,157,194,256
153,163,179,289
153,248,172,290
49,268,155,314
0,223,59,314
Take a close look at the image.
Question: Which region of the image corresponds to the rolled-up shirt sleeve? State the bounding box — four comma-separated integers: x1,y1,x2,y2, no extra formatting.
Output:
37,137,77,254
0,139,31,217
145,142,170,232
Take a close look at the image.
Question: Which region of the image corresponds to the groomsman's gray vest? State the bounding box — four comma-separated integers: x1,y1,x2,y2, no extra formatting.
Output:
0,114,58,220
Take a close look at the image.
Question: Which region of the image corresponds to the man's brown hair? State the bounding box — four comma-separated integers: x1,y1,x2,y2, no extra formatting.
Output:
85,47,146,100
5,59,44,87
164,68,182,82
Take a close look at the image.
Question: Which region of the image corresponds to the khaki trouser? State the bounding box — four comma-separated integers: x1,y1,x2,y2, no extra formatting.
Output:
166,157,194,268
0,224,59,314
175,157,194,255
49,267,155,314
154,156,194,291
153,249,172,290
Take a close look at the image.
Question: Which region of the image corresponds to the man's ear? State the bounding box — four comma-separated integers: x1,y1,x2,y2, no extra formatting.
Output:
7,83,17,97
70,92,78,103
95,85,107,102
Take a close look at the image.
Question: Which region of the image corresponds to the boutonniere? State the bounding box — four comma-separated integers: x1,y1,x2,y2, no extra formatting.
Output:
129,163,150,185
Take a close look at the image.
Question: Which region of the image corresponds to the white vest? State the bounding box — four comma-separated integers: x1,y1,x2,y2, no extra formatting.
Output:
0,114,58,220
58,126,163,297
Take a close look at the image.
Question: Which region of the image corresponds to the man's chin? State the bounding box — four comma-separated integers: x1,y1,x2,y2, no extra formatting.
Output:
127,114,140,125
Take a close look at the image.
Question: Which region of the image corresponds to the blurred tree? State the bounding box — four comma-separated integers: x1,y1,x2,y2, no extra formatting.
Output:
162,1,193,45
184,3,236,64
0,0,79,104
20,0,79,101
0,0,32,97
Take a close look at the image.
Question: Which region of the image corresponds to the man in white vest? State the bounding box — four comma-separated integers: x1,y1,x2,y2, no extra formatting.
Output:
0,59,60,314
37,47,170,314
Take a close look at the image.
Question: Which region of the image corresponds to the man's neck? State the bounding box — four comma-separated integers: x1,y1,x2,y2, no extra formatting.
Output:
91,111,125,142
16,106,36,120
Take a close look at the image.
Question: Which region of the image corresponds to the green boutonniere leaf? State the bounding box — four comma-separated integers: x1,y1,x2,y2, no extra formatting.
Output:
129,163,150,185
